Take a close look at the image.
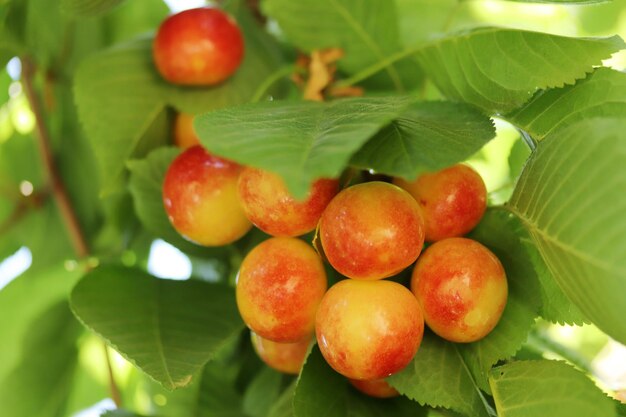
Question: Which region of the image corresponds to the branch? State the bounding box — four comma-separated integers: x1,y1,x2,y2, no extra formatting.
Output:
20,57,89,259
0,189,48,236
21,56,122,408
104,344,123,407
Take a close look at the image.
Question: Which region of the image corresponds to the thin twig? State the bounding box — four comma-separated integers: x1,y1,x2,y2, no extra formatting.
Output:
21,56,123,408
20,57,89,259
104,343,123,408
0,189,48,236
250,65,297,103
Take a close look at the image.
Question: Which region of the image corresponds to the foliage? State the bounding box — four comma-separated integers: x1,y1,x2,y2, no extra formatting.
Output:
0,0,625,417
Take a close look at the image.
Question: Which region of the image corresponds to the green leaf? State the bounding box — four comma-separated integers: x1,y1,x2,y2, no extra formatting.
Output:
0,301,82,417
0,263,83,382
350,101,495,179
290,345,428,417
388,332,493,417
24,0,67,67
127,147,228,259
476,206,586,327
196,356,247,417
269,381,296,417
102,411,150,417
508,117,626,344
74,5,286,195
195,97,412,198
504,0,609,3
262,0,406,90
293,345,347,417
61,0,126,16
525,240,588,325
101,0,169,46
489,360,616,417
74,38,166,194
416,28,624,113
243,367,284,417
70,264,244,390
0,67,10,104
462,208,542,390
0,3,27,65
507,68,626,140
346,388,428,417
395,0,457,47
139,333,251,417
507,138,531,183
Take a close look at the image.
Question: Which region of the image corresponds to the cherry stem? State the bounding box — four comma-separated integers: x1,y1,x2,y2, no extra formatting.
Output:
250,64,298,103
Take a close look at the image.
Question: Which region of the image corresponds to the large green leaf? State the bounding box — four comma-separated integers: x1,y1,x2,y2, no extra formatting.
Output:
461,208,542,391
388,332,494,417
262,0,405,90
489,360,616,417
70,265,244,390
269,382,297,417
508,117,626,344
416,28,624,113
194,97,412,198
506,68,626,140
127,147,228,259
74,38,166,194
0,301,82,417
137,332,254,417
0,263,82,382
473,206,586,325
243,367,284,417
292,345,428,417
293,345,347,417
74,5,286,194
346,389,428,417
195,355,247,417
61,0,126,16
351,101,495,179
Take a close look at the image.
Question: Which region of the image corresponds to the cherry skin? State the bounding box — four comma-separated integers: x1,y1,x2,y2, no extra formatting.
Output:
173,113,200,149
237,167,339,237
319,181,425,280
316,279,424,381
236,237,327,343
394,164,487,242
251,331,311,375
349,378,400,399
411,237,508,343
162,145,251,246
153,8,244,86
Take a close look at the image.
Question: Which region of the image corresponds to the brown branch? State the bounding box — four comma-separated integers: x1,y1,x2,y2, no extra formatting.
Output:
0,201,30,236
0,189,49,236
20,57,89,259
104,343,123,408
21,56,123,408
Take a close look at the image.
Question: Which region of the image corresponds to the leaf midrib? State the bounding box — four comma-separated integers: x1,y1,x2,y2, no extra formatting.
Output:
454,346,497,417
505,205,626,277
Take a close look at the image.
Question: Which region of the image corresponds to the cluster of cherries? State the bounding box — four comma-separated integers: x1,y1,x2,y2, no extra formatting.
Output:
155,7,508,399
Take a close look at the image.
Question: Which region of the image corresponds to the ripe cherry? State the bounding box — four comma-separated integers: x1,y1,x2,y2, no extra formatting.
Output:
153,8,244,86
